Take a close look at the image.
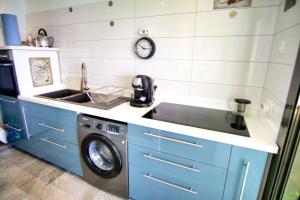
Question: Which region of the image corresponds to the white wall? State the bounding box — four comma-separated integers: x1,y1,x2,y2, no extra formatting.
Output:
260,0,300,140
25,0,280,113
0,0,27,41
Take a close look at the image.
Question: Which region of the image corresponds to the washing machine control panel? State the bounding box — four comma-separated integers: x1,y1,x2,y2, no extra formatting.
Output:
95,123,102,130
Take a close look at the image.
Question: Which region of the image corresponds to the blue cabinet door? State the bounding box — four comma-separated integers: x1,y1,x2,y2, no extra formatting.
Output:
223,146,268,200
21,100,82,176
0,95,25,143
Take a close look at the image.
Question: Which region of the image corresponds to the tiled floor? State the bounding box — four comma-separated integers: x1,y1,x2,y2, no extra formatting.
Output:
0,145,125,200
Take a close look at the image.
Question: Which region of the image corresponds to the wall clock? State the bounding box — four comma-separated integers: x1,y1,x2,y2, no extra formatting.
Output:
134,37,156,59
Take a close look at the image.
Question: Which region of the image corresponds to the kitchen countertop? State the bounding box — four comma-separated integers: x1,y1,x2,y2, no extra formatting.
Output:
19,89,279,154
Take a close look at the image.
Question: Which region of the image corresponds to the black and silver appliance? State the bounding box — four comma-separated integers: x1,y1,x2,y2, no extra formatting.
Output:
0,50,19,97
143,102,250,137
78,114,128,198
130,75,156,107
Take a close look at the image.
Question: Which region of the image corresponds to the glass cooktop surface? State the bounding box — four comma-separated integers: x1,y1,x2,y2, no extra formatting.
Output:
143,102,250,137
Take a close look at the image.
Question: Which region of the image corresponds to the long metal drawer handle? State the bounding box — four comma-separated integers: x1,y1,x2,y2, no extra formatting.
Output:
0,63,12,67
0,55,8,58
239,162,250,200
38,122,65,133
21,106,31,139
4,124,22,132
144,173,197,194
0,97,16,104
144,153,200,172
144,132,204,148
41,138,68,149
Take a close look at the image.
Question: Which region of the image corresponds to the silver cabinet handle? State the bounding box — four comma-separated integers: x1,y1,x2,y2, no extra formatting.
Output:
0,97,16,104
0,63,12,67
4,124,22,132
144,153,200,172
0,54,8,58
144,173,197,194
38,122,65,133
144,132,204,148
21,106,31,139
41,138,67,149
239,162,250,200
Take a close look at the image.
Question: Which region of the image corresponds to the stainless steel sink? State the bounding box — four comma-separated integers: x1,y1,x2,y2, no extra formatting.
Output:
36,89,130,110
37,89,81,99
63,93,91,104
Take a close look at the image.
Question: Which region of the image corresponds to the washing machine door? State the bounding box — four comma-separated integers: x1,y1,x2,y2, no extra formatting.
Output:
81,133,122,179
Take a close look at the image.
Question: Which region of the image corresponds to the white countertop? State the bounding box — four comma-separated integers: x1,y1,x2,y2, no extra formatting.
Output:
19,90,279,154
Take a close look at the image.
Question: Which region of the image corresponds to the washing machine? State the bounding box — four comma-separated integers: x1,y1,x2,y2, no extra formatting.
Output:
77,114,128,198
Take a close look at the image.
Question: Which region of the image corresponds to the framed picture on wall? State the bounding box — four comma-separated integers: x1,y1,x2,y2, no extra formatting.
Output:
29,57,53,87
213,0,252,9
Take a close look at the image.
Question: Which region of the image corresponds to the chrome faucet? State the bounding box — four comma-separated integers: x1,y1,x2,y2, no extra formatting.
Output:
80,62,89,92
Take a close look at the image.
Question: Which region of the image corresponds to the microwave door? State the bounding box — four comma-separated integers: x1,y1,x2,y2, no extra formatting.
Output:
0,62,19,97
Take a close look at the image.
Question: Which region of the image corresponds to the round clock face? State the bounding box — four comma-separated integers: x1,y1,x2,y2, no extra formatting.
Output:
134,37,156,59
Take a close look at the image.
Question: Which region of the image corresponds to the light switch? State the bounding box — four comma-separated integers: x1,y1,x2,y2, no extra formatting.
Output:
277,40,286,55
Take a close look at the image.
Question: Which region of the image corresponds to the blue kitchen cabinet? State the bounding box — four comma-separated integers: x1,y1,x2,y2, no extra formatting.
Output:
128,124,269,200
9,100,83,177
223,146,268,200
129,144,227,200
128,124,230,200
128,124,231,169
0,95,26,143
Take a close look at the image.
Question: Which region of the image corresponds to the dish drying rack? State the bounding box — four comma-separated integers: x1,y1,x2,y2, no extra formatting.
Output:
86,86,126,104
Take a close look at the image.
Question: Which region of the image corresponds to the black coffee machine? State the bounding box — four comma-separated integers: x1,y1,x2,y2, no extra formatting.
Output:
130,75,156,107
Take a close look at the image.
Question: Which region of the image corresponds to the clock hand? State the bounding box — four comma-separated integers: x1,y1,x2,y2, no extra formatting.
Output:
138,44,149,50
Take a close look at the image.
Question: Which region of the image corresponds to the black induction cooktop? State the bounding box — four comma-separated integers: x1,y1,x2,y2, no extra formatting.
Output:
143,102,250,137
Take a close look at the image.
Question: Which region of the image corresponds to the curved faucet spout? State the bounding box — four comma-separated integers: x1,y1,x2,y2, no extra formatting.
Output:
81,62,89,92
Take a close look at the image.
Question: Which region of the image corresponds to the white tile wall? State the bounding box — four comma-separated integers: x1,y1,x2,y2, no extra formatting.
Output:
191,61,267,87
190,82,263,112
261,0,300,140
264,63,294,103
89,0,135,21
195,7,277,36
193,36,273,62
46,23,90,42
269,24,300,65
90,39,136,59
153,38,194,60
25,0,280,113
136,59,192,81
136,13,195,38
90,19,135,40
87,58,136,76
135,0,196,17
275,0,300,33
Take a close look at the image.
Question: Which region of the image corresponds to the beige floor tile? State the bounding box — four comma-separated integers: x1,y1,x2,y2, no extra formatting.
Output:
0,148,127,200
0,184,28,200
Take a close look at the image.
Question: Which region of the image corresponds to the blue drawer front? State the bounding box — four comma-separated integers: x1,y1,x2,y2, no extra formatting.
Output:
0,95,23,127
30,116,78,145
128,124,231,168
24,101,77,128
129,161,226,200
129,144,227,200
12,135,40,157
223,146,268,200
37,134,83,176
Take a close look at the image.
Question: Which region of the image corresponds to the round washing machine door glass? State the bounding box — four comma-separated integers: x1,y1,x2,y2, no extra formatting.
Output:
81,133,122,179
